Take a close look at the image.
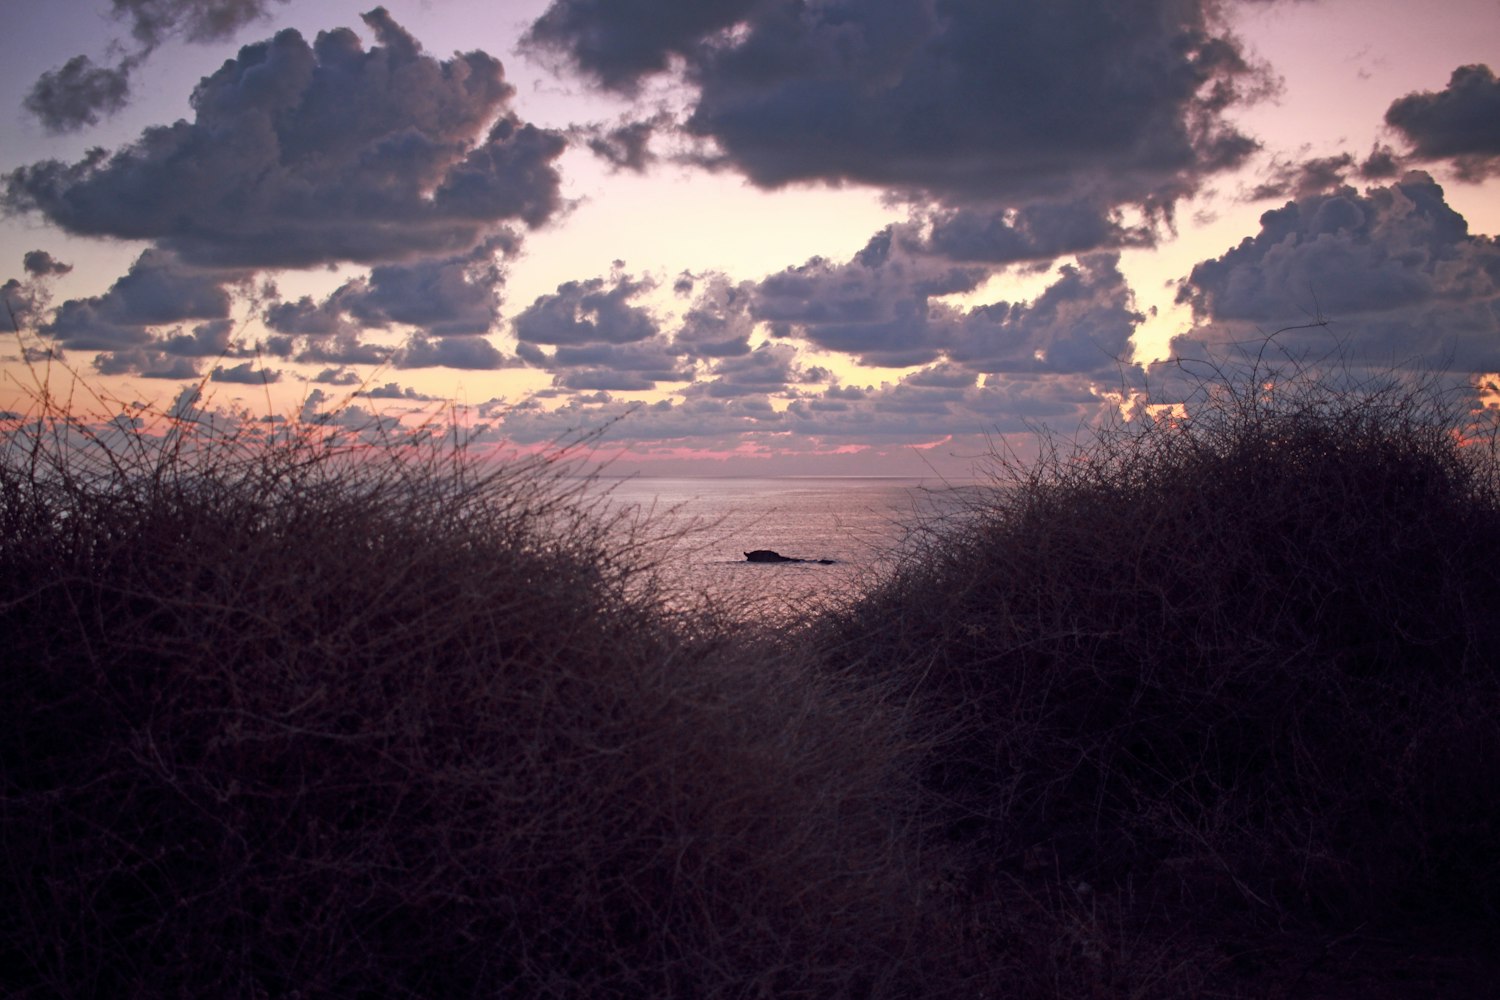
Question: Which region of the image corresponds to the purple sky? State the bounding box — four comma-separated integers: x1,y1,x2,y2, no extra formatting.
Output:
2,0,1498,475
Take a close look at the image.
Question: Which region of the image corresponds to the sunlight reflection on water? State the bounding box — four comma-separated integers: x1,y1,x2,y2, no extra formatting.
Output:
583,476,983,618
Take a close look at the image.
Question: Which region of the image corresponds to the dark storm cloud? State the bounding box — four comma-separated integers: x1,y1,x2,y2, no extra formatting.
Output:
1177,172,1500,371
527,0,1269,208
1386,64,1500,180
513,272,660,346
23,251,73,278
41,249,240,352
6,11,566,268
23,1,289,131
24,55,135,133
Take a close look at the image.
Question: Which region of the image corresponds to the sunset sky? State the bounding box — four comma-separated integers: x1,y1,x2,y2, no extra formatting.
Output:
2,0,1498,475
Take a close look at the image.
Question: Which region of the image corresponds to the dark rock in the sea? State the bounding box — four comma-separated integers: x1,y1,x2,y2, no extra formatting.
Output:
745,549,795,563
743,549,836,565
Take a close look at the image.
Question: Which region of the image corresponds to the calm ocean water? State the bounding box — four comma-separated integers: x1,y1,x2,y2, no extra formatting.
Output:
582,476,983,618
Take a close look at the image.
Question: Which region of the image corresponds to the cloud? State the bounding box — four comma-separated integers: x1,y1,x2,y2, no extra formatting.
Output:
4,251,75,328
23,251,73,277
357,381,440,401
527,0,1269,209
211,361,282,384
40,249,241,353
1359,144,1403,181
313,367,362,386
341,235,516,337
497,365,1114,450
744,223,1145,375
22,0,289,131
396,333,508,370
160,318,236,356
513,271,660,345
548,340,690,381
256,236,517,370
23,55,135,133
6,11,566,268
948,256,1142,375
1385,64,1500,181
523,0,759,93
291,336,393,367
920,200,1156,265
670,272,754,358
2,279,46,329
695,341,819,398
578,114,670,172
750,226,984,367
1176,171,1500,371
95,348,203,379
113,0,289,49
1245,153,1356,201
263,294,355,338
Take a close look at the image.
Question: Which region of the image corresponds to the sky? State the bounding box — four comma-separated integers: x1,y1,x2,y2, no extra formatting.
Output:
1,0,1498,476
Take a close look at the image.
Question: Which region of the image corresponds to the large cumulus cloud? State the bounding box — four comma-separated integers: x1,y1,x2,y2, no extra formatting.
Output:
1385,64,1500,181
526,0,1268,208
1176,172,1500,371
6,9,566,268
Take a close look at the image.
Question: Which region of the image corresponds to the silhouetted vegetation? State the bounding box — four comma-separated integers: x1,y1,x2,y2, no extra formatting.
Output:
814,358,1500,994
0,395,926,998
4,354,1500,997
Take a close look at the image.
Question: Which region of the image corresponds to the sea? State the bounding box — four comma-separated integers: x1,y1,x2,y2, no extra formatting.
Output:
581,476,986,619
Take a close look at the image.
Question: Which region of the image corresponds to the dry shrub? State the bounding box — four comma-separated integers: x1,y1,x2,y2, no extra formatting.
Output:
816,358,1500,945
0,394,927,998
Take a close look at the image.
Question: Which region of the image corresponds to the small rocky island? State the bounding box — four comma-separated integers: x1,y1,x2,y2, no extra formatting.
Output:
743,549,836,565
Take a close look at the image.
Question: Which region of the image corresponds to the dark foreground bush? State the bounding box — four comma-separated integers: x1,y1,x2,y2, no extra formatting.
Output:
0,403,927,998
816,364,1500,951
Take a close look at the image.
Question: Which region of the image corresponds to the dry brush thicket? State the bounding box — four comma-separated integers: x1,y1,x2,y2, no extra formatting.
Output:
4,355,1500,998
0,394,928,998
813,361,1500,991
